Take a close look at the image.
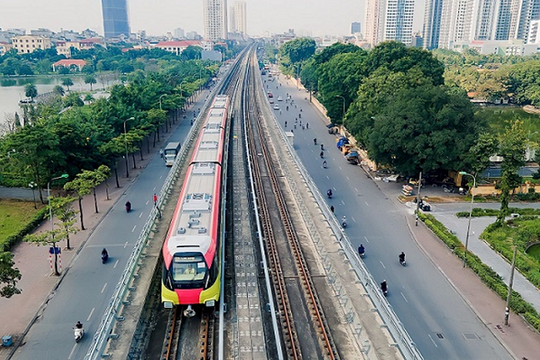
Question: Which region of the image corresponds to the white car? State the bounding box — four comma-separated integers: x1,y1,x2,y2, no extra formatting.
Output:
269,99,274,104
277,96,283,101
273,104,280,110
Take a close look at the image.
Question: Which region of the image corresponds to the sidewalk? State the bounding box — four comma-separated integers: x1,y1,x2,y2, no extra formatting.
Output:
0,89,209,360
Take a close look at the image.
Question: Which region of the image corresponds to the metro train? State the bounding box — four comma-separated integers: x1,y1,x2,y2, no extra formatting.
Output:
161,95,229,316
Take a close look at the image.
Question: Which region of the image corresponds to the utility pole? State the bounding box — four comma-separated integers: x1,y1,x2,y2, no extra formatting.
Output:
505,245,517,326
415,171,422,226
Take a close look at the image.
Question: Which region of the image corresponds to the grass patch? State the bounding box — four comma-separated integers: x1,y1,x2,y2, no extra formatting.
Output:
476,106,540,140
0,199,45,251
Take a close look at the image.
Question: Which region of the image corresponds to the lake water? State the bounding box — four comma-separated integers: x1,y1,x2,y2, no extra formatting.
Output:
0,76,114,128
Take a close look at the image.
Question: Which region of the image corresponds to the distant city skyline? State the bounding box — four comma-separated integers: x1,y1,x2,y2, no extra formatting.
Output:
0,0,427,38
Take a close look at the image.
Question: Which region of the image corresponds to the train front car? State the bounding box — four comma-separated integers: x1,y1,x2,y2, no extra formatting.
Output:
162,95,229,316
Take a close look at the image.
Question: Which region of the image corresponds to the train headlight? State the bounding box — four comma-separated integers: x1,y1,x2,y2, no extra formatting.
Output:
205,300,215,307
164,301,173,309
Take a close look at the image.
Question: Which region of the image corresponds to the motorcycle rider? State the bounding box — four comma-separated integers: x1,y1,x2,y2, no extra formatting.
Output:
75,321,83,329
341,216,347,226
125,200,131,212
322,160,327,168
320,144,324,151
101,248,109,262
314,138,317,145
381,280,388,293
327,189,332,198
358,244,365,256
399,252,406,264
320,151,324,158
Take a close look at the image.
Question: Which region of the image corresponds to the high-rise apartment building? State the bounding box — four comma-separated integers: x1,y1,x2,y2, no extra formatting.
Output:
422,0,443,49
365,0,415,47
435,0,540,49
203,0,228,41
101,0,130,38
229,1,247,36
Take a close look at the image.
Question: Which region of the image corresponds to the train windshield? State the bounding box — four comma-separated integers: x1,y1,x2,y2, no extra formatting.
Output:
171,254,208,286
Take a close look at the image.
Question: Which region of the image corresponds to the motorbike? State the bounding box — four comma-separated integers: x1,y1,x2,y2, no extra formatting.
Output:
74,327,84,343
125,201,131,213
358,246,365,258
399,253,406,266
381,282,388,296
327,190,332,199
341,220,347,228
101,251,109,264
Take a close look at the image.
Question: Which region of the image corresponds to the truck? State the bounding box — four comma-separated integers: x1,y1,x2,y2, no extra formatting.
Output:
164,141,181,167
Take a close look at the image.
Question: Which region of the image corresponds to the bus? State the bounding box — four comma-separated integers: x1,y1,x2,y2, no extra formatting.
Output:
164,141,181,166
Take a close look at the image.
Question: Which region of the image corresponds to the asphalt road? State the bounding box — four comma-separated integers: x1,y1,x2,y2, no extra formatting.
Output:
13,100,204,360
266,74,512,359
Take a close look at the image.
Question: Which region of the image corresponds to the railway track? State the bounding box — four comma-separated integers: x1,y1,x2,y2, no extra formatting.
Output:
244,54,339,359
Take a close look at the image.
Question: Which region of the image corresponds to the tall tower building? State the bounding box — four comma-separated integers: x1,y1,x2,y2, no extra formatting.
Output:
203,0,228,41
229,1,247,36
351,22,362,34
101,0,130,38
365,0,415,47
423,0,444,49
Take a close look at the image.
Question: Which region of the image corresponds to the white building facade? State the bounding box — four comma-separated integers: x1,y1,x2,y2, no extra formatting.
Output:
365,0,415,47
203,0,228,41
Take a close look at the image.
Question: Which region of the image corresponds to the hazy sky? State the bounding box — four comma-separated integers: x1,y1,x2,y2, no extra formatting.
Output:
0,0,425,38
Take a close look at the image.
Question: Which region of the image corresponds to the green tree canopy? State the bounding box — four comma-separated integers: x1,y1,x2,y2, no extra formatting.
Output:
367,85,480,176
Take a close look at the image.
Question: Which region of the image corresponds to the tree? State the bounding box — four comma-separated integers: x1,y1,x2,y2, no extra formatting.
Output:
53,85,65,97
62,77,74,91
64,176,92,230
0,251,22,298
24,229,65,276
181,46,202,60
463,132,498,176
63,92,84,107
50,196,78,250
76,166,110,213
368,85,480,176
365,41,445,86
25,83,38,101
278,38,316,76
496,120,528,223
84,75,97,91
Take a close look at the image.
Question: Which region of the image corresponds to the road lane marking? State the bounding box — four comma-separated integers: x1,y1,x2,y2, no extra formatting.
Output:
139,213,143,218
346,176,350,180
428,334,438,347
365,201,369,206
145,200,150,205
379,261,386,269
364,236,369,243
87,307,95,321
400,292,409,303
355,188,359,192
114,260,119,268
68,344,77,359
101,283,107,294
124,242,129,248
351,216,356,223
131,225,137,232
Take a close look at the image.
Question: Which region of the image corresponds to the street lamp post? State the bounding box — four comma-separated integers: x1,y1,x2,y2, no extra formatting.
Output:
159,94,167,111
459,171,477,268
124,117,134,178
28,181,37,209
48,174,68,275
